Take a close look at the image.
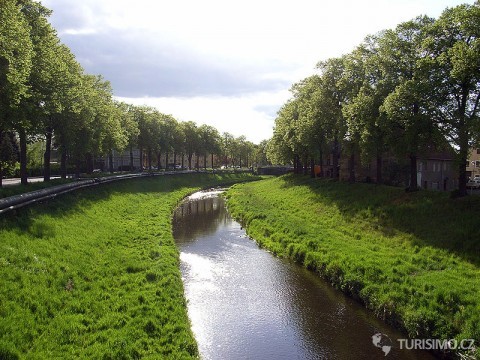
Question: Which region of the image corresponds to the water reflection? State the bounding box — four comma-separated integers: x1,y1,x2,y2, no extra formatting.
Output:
172,190,437,360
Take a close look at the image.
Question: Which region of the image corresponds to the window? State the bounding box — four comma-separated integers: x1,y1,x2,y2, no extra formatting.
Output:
476,161,480,168
476,149,480,154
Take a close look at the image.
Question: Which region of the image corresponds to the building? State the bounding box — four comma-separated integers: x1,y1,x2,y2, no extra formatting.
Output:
466,148,480,179
338,145,458,191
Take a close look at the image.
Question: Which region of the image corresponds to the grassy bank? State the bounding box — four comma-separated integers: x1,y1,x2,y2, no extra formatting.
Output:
0,172,258,359
226,175,480,358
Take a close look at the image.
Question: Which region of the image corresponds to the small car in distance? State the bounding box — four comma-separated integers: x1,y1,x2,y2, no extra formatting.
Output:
466,179,480,189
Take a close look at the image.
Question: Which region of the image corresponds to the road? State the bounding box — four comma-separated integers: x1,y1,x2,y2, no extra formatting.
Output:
1,176,62,187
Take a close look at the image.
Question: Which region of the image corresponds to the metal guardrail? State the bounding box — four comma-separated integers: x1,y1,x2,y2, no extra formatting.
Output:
0,170,196,215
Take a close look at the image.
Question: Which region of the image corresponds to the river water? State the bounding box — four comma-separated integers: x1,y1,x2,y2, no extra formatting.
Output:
172,189,437,360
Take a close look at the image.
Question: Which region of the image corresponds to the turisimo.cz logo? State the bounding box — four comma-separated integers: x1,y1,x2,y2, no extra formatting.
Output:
371,332,476,357
372,333,392,356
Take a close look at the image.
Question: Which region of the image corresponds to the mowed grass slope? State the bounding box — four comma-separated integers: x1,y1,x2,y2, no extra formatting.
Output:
0,172,257,359
226,175,480,357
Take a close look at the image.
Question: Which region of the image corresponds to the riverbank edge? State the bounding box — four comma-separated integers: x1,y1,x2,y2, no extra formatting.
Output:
225,175,480,360
0,172,261,359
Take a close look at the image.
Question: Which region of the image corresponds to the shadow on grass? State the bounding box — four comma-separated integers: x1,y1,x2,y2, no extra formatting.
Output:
280,174,480,267
0,173,259,238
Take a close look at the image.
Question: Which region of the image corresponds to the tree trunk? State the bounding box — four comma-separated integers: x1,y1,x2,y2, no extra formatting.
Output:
211,153,214,170
109,151,114,173
310,157,315,178
173,152,177,170
408,154,418,192
75,158,81,178
204,153,207,170
293,154,299,174
458,133,469,197
44,126,52,182
19,128,27,185
349,152,355,183
60,145,67,179
188,153,192,170
129,145,134,171
157,151,161,170
332,137,339,179
139,145,144,171
147,148,152,170
376,154,383,185
85,153,94,174
0,130,3,187
318,146,324,177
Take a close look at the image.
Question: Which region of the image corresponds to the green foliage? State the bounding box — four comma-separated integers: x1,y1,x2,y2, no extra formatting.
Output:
0,0,33,115
269,2,480,195
227,175,480,357
0,172,258,358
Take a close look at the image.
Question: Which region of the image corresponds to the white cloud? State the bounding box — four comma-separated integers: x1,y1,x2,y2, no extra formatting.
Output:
44,0,476,143
116,90,291,144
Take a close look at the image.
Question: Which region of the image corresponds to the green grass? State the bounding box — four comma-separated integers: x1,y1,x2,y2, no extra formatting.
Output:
0,172,259,359
226,175,480,359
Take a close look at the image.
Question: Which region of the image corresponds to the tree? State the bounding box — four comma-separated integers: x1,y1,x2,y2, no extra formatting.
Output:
180,121,199,169
421,3,480,196
0,132,19,181
198,124,220,170
157,114,178,169
267,101,298,166
377,16,436,191
17,0,54,184
0,0,33,185
171,121,185,169
253,139,270,167
37,42,84,180
115,101,139,171
316,57,350,179
342,36,393,184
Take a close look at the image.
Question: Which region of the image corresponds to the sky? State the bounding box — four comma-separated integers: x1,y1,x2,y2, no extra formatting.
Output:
42,0,475,144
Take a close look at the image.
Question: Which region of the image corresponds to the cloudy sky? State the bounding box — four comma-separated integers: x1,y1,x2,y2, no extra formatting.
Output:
42,0,474,144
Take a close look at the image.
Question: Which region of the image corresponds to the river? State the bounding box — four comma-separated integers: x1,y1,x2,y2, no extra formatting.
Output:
172,189,437,360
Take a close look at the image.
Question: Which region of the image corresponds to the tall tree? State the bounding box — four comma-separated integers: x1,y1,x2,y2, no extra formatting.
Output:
198,124,220,170
378,16,436,191
0,0,33,185
316,57,350,179
421,3,480,196
342,35,393,184
17,0,54,184
115,101,139,171
181,121,199,169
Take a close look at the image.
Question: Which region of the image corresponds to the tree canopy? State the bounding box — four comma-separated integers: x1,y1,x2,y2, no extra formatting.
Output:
268,2,480,196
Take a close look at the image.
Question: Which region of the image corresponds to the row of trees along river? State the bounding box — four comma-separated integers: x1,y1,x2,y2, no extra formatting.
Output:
0,0,269,188
266,2,480,197
2,1,479,195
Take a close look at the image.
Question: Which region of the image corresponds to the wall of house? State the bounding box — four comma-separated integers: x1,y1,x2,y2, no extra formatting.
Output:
338,153,458,191
416,159,457,191
466,148,480,179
